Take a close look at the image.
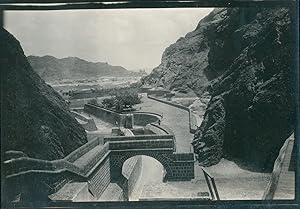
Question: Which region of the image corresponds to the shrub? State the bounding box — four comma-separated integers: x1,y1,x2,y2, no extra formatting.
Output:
101,90,141,112
88,98,98,105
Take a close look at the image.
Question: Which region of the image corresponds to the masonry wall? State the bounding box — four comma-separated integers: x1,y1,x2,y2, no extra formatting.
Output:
71,111,97,131
84,104,162,128
167,161,195,181
88,156,111,199
84,104,121,125
133,113,160,126
122,156,143,198
147,95,200,134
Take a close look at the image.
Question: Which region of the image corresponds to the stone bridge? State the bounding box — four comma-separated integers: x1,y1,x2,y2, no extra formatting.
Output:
108,139,195,183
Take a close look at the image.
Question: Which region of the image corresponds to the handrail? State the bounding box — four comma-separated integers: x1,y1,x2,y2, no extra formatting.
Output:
201,167,220,200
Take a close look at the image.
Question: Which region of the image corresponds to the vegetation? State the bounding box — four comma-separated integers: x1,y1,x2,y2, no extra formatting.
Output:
87,98,100,106
101,89,141,112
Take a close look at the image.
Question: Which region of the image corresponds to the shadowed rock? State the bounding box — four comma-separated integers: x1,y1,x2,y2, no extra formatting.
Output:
1,28,88,160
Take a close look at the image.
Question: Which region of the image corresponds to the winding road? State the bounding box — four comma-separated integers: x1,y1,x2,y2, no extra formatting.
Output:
135,96,194,153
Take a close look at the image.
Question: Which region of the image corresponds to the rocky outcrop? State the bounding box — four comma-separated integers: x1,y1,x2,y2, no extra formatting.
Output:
141,9,227,93
144,8,296,170
1,28,88,160
28,55,146,82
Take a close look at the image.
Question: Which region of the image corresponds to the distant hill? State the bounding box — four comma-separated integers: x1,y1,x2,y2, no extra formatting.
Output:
28,55,146,82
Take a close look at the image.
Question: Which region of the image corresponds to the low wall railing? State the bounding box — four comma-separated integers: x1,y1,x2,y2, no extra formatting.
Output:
4,156,85,179
65,137,100,163
84,103,162,127
103,134,173,143
172,153,195,162
147,95,200,134
70,110,91,122
149,123,175,135
262,135,294,200
132,111,163,118
108,139,175,151
81,143,110,176
4,137,102,178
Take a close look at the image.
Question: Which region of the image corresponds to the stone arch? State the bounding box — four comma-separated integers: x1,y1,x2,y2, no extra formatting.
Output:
110,150,174,182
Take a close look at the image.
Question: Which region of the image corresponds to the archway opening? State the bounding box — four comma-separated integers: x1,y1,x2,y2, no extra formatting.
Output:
122,155,165,201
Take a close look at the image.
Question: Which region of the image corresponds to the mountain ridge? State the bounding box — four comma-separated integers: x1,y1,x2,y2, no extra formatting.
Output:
28,55,146,82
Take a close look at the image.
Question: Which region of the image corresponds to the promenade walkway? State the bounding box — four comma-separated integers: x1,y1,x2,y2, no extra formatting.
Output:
135,96,194,153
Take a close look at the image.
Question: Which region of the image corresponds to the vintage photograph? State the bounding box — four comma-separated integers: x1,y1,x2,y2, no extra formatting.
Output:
1,2,297,207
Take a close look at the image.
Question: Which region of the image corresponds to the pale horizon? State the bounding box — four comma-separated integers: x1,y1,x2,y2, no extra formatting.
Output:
4,8,213,71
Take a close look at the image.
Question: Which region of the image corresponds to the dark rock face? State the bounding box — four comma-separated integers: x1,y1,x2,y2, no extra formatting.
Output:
144,8,296,170
1,28,88,160
28,55,146,82
194,8,296,170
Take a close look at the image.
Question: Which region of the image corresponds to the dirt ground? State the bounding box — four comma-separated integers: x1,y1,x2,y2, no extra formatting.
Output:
138,158,271,200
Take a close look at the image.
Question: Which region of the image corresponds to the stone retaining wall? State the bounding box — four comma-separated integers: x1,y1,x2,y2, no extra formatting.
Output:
71,111,97,131
133,113,160,126
147,123,175,135
263,136,294,199
84,104,162,128
147,95,200,134
122,156,143,198
65,137,100,163
84,104,122,126
88,156,111,199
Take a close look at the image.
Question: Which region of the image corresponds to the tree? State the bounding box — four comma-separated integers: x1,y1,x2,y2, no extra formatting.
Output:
102,98,114,109
101,90,141,112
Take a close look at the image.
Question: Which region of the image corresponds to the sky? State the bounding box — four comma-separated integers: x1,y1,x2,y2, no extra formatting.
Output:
4,8,213,71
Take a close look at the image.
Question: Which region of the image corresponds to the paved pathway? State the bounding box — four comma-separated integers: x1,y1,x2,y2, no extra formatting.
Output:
129,156,164,201
135,96,194,153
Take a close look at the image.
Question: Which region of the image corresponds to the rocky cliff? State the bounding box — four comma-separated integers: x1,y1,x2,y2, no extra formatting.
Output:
143,8,296,170
1,28,88,160
28,55,146,82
